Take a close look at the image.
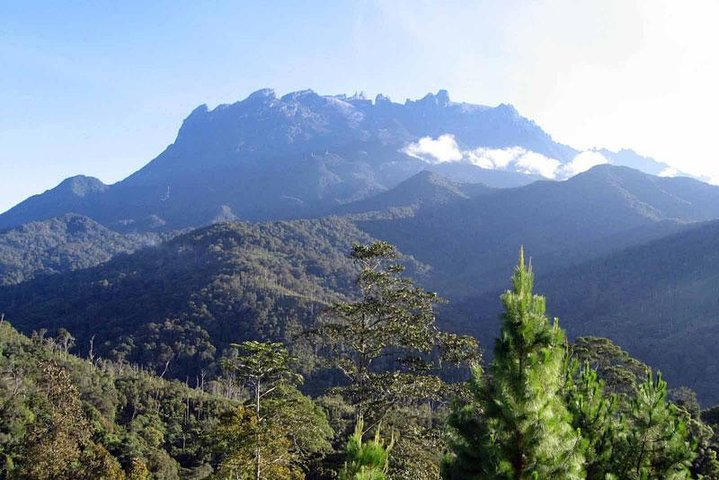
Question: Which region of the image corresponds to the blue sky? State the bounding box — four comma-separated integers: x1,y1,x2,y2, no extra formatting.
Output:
3,1,719,212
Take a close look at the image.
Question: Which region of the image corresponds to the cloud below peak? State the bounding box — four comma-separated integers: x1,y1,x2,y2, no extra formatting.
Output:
403,134,462,163
403,134,609,180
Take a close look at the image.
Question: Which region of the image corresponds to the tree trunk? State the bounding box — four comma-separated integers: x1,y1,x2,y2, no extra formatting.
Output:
255,378,261,480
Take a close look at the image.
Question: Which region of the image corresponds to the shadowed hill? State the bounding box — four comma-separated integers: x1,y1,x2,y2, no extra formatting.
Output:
333,170,493,215
0,217,417,381
357,164,719,295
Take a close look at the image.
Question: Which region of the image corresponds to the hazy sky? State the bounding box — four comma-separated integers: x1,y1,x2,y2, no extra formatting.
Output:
2,0,719,212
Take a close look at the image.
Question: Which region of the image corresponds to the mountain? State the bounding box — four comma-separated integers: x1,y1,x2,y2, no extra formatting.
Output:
5,164,719,404
356,164,719,295
598,148,674,176
540,219,719,404
447,218,719,404
4,165,719,392
0,214,163,285
0,89,590,232
0,217,406,381
0,176,108,228
333,170,493,215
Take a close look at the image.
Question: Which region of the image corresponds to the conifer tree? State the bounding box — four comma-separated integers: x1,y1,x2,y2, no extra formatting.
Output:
444,249,584,479
340,417,393,480
564,361,621,480
613,371,694,479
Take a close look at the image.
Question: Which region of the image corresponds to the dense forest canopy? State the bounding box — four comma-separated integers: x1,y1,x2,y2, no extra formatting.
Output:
2,243,719,479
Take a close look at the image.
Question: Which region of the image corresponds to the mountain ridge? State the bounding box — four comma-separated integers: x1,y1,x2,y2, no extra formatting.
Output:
0,88,680,232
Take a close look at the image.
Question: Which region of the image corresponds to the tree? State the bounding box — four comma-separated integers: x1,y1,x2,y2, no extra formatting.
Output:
612,372,695,479
310,241,478,424
339,417,393,480
126,458,151,480
218,341,332,480
443,249,584,479
570,337,648,397
568,338,699,479
564,361,621,480
19,362,91,480
55,328,76,354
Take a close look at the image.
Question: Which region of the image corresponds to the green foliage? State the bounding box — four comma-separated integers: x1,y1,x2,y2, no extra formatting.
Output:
0,214,159,286
443,253,711,480
311,241,478,419
0,218,376,384
216,342,333,479
0,321,235,479
564,361,622,480
310,241,478,479
570,336,649,397
443,250,584,479
567,339,699,479
126,458,151,480
339,418,393,480
612,372,695,479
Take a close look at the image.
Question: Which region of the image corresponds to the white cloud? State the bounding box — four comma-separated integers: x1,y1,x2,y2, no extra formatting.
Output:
403,134,462,163
658,166,680,178
403,135,615,180
514,151,561,178
557,150,609,179
467,146,525,169
368,0,719,182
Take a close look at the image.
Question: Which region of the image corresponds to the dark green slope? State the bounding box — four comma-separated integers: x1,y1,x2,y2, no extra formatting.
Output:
0,214,162,285
358,165,719,296
540,219,719,404
0,218,385,380
447,219,719,404
332,170,493,216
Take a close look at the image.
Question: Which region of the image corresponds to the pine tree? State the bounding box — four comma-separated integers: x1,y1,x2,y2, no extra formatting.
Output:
612,371,694,479
444,249,584,479
564,361,621,480
340,417,393,480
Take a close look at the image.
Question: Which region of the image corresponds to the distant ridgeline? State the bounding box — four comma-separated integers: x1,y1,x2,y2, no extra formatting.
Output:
0,89,678,232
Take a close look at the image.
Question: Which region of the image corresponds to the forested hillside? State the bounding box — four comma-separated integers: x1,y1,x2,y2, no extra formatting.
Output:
358,164,719,295
0,320,236,479
0,214,165,285
540,219,719,403
0,218,402,382
444,219,719,404
3,249,718,479
6,166,719,405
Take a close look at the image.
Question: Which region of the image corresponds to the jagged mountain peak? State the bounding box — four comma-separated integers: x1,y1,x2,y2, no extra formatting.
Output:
409,89,452,107
247,87,277,100
1,88,686,232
